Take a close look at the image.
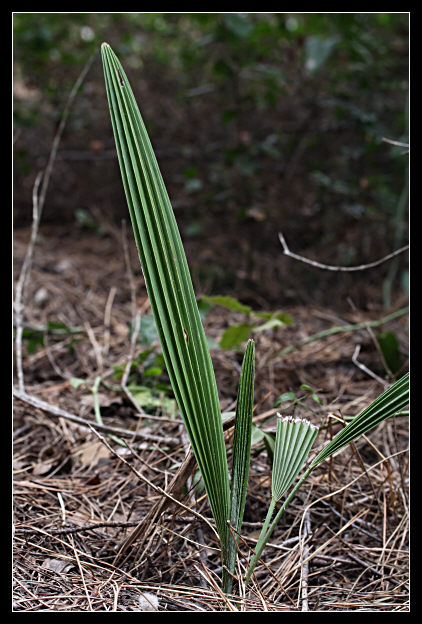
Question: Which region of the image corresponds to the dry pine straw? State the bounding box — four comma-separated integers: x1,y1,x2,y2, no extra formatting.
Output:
13,228,409,611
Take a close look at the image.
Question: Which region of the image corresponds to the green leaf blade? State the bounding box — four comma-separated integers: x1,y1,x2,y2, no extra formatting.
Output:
226,339,255,589
310,373,409,469
101,43,231,560
200,294,252,315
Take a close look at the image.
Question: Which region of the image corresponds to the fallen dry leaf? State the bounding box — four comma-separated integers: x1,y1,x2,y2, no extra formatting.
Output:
41,558,74,573
76,440,111,469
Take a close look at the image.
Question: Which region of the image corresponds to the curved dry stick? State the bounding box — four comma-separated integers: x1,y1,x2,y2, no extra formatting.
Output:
14,172,43,392
13,387,175,446
278,231,408,272
14,52,97,393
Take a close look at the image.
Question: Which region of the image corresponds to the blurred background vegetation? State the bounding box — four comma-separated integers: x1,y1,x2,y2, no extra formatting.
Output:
13,12,409,311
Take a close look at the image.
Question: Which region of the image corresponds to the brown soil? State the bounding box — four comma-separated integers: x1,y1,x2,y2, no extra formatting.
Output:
13,219,409,611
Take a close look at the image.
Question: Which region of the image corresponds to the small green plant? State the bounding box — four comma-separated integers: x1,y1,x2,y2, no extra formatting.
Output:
101,43,409,595
199,294,292,349
274,384,323,413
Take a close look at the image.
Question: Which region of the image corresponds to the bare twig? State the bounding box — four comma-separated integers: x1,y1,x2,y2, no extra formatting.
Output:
37,52,96,218
13,387,175,446
276,306,408,359
382,137,409,149
299,510,311,611
84,322,103,372
278,231,408,272
103,286,117,357
121,311,144,413
120,219,148,418
352,345,388,388
14,172,43,392
14,52,96,392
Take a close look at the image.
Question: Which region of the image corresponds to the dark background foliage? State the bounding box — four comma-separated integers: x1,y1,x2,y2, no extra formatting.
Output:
13,12,409,311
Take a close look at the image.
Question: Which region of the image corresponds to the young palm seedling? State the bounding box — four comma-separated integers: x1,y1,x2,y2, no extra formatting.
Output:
101,43,409,595
101,43,254,594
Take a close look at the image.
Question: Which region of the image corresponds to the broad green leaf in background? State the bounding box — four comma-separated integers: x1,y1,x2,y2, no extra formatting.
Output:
200,294,252,315
220,322,252,350
376,330,402,375
136,314,159,346
127,384,178,419
253,311,293,325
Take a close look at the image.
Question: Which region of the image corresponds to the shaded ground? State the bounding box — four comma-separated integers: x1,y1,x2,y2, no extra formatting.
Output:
13,222,409,611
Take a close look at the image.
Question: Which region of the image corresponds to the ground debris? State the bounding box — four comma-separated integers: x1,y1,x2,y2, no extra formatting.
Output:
13,225,408,611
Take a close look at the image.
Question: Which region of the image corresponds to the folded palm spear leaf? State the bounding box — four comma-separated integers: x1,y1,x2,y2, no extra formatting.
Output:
101,44,234,582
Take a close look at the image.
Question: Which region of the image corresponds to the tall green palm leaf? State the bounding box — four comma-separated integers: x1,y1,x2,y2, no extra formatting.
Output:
101,43,232,579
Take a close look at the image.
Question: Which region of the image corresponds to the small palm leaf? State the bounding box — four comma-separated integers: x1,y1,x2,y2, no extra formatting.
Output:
246,415,318,580
272,415,319,501
226,339,255,590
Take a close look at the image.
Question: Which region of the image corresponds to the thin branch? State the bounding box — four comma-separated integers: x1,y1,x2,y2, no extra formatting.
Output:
276,306,408,358
13,52,96,392
14,172,43,392
120,219,148,418
103,286,117,357
13,387,175,446
121,311,143,412
352,345,388,388
278,231,408,272
382,137,409,149
15,520,143,537
37,52,96,218
299,510,311,611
